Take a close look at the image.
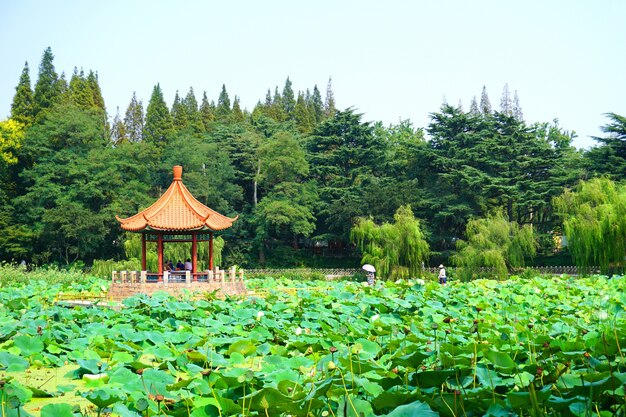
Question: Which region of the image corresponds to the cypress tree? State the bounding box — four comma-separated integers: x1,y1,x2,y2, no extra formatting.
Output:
11,62,34,126
216,84,231,120
294,92,313,133
513,90,523,121
199,91,215,130
69,68,95,109
469,96,480,115
479,85,492,115
171,91,189,130
231,96,244,122
311,85,324,123
124,92,144,142
282,77,295,117
324,77,336,117
86,70,106,112
110,107,127,144
33,47,61,119
57,72,69,105
500,83,512,115
183,87,202,132
144,83,173,145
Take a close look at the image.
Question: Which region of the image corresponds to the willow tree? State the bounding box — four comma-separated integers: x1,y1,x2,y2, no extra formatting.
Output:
351,205,429,280
452,211,536,281
554,177,626,275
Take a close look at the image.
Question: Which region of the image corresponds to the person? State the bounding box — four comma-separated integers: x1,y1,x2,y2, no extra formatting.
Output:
176,260,184,270
164,260,173,271
184,258,192,271
438,264,447,285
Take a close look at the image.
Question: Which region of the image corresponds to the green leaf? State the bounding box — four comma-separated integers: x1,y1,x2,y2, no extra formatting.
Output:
40,403,74,417
484,349,516,372
0,351,29,371
13,335,44,356
386,400,438,417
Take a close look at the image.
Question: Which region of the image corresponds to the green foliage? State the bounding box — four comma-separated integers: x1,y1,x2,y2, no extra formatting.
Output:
144,83,173,145
554,177,626,275
351,205,429,279
585,113,626,180
11,62,34,126
33,47,62,120
452,211,536,280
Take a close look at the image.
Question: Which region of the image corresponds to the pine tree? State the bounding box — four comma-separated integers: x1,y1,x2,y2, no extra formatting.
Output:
57,72,69,104
33,47,61,119
311,85,324,123
513,90,523,121
324,77,336,117
86,70,106,112
124,92,144,142
199,91,215,130
479,85,492,115
264,89,272,107
144,83,173,145
270,86,285,121
457,99,463,112
171,91,189,130
282,77,296,117
69,68,95,109
216,84,231,120
500,83,512,115
110,107,127,144
183,87,202,133
11,62,34,125
232,96,244,122
469,96,480,115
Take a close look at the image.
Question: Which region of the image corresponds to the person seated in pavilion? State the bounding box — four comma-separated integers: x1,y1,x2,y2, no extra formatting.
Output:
176,260,184,270
184,258,192,271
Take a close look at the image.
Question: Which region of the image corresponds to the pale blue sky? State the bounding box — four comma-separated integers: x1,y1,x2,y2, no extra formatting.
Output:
1,0,624,149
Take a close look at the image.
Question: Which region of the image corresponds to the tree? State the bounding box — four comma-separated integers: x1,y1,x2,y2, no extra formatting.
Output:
282,77,295,117
351,205,429,280
500,83,512,116
110,107,127,144
33,47,61,119
171,91,188,131
183,87,202,132
69,68,95,109
586,113,626,180
0,119,25,165
324,77,336,117
513,90,523,121
554,178,626,275
11,62,34,126
452,211,536,280
469,96,479,115
86,70,106,112
307,108,386,240
479,85,492,115
311,85,324,123
216,84,231,120
199,91,215,130
294,92,313,133
144,84,173,146
124,92,144,142
232,96,244,122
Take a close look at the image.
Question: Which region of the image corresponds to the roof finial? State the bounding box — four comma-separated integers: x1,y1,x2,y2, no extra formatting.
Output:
173,165,182,181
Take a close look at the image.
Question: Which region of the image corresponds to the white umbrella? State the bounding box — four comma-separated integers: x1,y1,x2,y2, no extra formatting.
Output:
362,264,376,273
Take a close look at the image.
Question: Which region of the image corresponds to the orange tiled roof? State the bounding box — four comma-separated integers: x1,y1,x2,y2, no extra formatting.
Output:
116,166,238,232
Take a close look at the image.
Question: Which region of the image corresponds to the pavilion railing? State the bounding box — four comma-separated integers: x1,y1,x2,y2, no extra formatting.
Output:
112,266,245,285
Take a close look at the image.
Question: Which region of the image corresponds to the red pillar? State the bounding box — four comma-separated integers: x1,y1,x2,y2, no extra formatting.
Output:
141,234,147,271
209,232,214,270
157,234,163,282
192,232,198,281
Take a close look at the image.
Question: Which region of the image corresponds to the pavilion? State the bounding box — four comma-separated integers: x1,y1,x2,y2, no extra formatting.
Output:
109,166,244,299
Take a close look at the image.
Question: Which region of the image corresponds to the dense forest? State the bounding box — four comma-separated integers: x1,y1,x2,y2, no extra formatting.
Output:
1,47,625,269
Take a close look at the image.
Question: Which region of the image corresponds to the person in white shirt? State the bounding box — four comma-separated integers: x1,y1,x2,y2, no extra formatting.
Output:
438,264,447,285
184,258,192,271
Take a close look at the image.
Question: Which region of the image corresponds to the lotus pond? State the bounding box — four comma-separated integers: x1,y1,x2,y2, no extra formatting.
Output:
1,274,626,416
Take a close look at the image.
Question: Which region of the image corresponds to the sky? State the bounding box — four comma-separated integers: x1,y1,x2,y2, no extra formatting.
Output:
1,0,625,149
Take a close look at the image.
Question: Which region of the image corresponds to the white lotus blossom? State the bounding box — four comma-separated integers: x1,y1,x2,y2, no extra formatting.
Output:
371,314,380,322
597,310,608,320
295,327,302,335
256,311,265,319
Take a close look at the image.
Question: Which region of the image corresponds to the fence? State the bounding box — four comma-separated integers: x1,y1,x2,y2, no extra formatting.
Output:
247,266,587,278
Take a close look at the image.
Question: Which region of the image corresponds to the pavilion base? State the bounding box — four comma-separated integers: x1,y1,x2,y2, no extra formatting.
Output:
109,268,247,301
